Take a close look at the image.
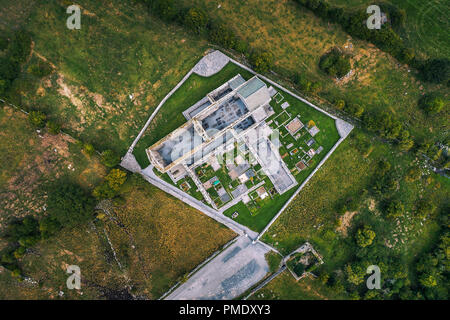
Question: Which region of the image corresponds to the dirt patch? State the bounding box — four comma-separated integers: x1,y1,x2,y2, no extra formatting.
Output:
368,198,376,212
336,211,358,236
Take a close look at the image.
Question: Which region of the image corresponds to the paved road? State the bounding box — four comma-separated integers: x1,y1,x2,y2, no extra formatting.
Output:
166,236,271,300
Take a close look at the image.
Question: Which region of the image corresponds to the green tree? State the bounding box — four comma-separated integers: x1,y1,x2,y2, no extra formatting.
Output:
250,51,274,73
419,93,446,115
421,58,450,84
356,225,376,247
28,110,47,128
415,199,436,219
346,263,366,285
319,48,351,78
83,143,95,156
105,169,127,191
385,199,404,219
46,120,61,135
46,180,96,228
101,150,120,167
335,99,345,110
184,8,208,34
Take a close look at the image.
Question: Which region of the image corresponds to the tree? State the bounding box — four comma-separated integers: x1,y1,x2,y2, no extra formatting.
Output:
28,110,47,128
105,169,127,191
421,58,450,84
319,48,351,78
101,150,120,167
335,99,345,110
250,50,274,73
93,169,127,200
83,143,95,156
46,120,61,135
405,167,421,182
419,93,446,115
418,273,438,288
39,216,61,239
415,199,436,219
183,8,208,34
151,0,178,21
385,199,404,219
46,180,96,228
346,263,366,285
208,21,237,49
356,225,376,247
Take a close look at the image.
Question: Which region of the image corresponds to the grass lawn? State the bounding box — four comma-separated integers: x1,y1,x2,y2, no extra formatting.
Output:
180,0,448,143
327,0,450,59
0,105,106,233
224,187,297,233
249,271,347,300
3,0,208,157
133,62,253,167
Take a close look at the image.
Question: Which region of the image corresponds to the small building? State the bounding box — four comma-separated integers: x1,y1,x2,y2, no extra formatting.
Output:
296,161,307,171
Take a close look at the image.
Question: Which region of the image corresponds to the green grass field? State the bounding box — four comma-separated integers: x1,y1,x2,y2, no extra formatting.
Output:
250,271,347,300
180,0,448,144
327,0,450,59
3,0,207,157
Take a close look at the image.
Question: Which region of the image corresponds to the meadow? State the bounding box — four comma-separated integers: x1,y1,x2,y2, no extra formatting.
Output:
179,0,448,143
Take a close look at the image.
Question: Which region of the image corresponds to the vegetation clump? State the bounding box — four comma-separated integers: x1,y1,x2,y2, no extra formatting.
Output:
319,48,351,78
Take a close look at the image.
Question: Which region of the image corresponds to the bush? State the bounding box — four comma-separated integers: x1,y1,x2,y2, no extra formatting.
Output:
183,7,208,34
356,225,376,247
249,50,274,73
335,99,345,110
93,169,127,200
46,180,96,228
83,143,95,156
421,58,450,84
46,120,61,135
345,103,364,118
150,0,178,21
28,60,52,77
418,93,446,115
384,199,404,219
415,199,436,219
208,21,237,49
101,150,120,167
319,48,351,78
28,110,47,128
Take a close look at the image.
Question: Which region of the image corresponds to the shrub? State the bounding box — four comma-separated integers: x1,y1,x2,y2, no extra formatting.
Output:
46,180,96,228
319,48,351,78
356,225,376,247
249,50,274,73
415,199,436,219
421,58,450,84
28,60,52,77
384,199,404,219
405,167,422,182
335,99,345,110
83,143,95,156
208,21,237,49
105,169,127,191
46,120,61,135
183,7,208,34
28,110,47,128
101,150,120,167
150,0,178,21
345,103,364,118
418,93,446,115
